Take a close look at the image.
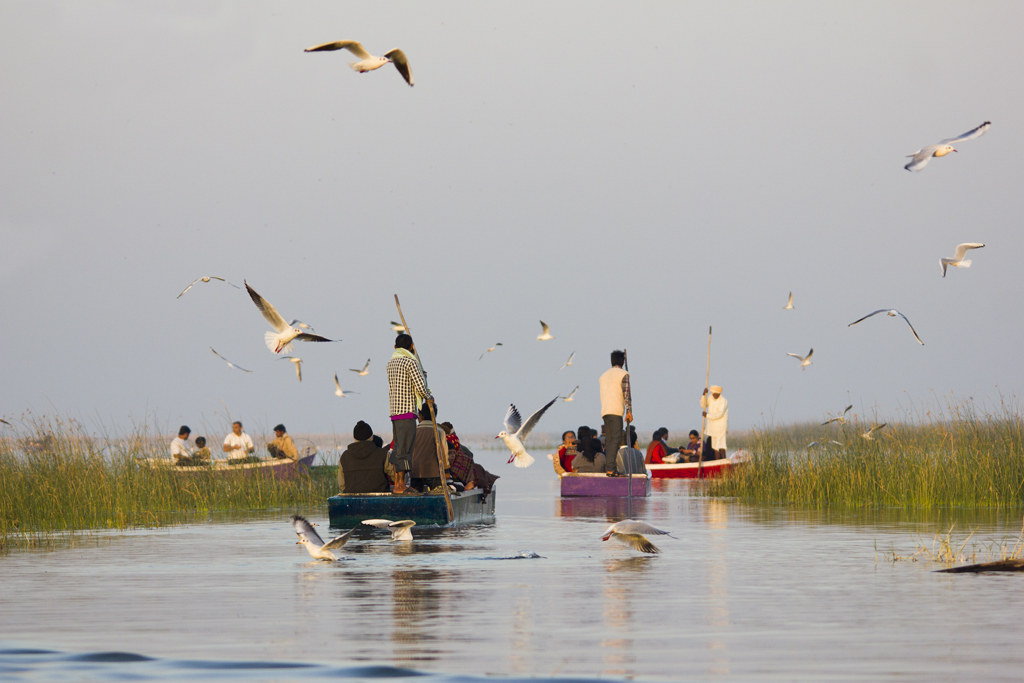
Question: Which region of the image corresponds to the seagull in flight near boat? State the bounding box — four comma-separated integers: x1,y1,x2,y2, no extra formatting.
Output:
562,386,579,402
557,351,575,372
848,309,924,345
176,276,240,299
361,519,416,541
279,356,302,382
479,343,503,360
941,243,985,277
822,405,853,426
390,321,407,333
862,423,887,440
786,348,813,370
291,515,355,561
210,348,252,373
304,40,414,86
350,359,370,376
905,121,991,172
601,520,675,555
496,396,559,468
783,292,794,310
245,281,339,354
334,374,359,397
537,321,554,341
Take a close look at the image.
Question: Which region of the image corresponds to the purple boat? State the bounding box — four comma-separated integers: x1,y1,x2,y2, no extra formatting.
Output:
560,473,650,497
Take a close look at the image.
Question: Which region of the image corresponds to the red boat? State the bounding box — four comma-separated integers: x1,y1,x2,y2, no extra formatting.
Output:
645,451,749,479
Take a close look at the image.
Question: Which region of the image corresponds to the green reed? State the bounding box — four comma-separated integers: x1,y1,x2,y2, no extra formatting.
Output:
0,416,337,541
706,398,1024,508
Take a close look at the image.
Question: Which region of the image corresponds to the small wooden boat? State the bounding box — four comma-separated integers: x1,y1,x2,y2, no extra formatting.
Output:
646,450,749,479
143,454,315,480
560,472,650,497
327,488,495,528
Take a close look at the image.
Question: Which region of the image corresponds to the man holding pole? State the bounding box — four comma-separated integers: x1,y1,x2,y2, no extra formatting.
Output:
387,333,433,494
700,385,728,460
599,350,632,476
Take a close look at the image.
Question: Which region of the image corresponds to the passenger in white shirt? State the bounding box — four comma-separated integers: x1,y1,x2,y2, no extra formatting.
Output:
223,421,255,460
170,425,193,465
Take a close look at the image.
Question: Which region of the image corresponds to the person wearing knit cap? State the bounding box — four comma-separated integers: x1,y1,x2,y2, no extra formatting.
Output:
700,385,728,460
338,421,395,493
268,424,299,460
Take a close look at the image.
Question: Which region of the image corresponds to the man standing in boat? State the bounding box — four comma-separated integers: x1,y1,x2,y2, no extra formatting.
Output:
701,385,728,460
386,334,433,494
599,350,632,475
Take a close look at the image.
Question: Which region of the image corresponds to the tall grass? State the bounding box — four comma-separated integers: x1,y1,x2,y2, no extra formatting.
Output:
0,416,336,541
706,398,1024,508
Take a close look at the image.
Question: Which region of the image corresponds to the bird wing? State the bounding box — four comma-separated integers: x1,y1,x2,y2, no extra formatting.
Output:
291,515,325,546
821,417,839,426
613,520,672,536
322,527,355,550
295,361,302,382
904,148,936,172
390,520,416,529
503,404,523,434
616,533,660,554
245,281,289,332
805,348,814,360
383,48,413,86
304,40,372,59
941,121,991,145
847,310,889,327
786,353,804,360
539,320,550,335
361,519,394,529
874,422,888,433
895,311,924,345
843,405,852,415
566,386,578,399
295,333,338,343
953,243,985,260
786,292,793,307
566,351,575,364
334,373,342,392
211,348,252,373
176,278,201,299
516,396,558,441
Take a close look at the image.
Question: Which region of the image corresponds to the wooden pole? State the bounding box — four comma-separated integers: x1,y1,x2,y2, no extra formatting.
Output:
698,326,712,480
393,294,454,521
623,349,632,503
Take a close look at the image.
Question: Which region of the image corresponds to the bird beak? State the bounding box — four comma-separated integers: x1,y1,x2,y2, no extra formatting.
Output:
494,435,501,439
952,148,958,153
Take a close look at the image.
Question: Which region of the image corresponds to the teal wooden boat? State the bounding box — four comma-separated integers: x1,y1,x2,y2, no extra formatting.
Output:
327,488,495,528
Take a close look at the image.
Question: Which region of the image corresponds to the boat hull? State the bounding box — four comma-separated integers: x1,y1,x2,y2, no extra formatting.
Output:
560,473,650,497
150,454,315,480
646,452,747,479
327,488,495,528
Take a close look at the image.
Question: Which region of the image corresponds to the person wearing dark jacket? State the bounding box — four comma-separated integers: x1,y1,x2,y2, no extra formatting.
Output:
339,421,396,493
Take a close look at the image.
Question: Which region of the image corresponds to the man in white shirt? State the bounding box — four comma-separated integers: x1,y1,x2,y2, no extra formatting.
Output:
223,421,255,460
170,425,193,465
599,350,632,476
700,385,728,460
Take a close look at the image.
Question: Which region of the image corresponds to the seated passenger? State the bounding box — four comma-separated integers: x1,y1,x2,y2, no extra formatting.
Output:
613,426,646,476
193,436,212,463
170,425,196,466
440,422,500,497
267,424,298,460
410,403,450,493
673,430,703,463
554,430,578,475
572,438,607,473
338,420,395,493
645,428,677,464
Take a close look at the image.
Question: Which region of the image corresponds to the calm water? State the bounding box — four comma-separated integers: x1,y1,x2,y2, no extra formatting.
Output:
2,450,1024,682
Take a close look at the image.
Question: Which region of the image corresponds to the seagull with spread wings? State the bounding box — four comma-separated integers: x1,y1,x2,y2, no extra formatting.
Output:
334,374,359,397
479,343,503,360
601,520,675,554
557,351,575,372
822,405,853,426
362,519,416,541
390,321,407,333
245,281,338,354
941,243,985,277
562,386,579,402
291,515,355,561
537,321,554,341
862,423,888,441
279,356,302,382
304,40,413,86
496,396,559,468
783,292,794,310
176,276,240,299
786,348,813,370
848,309,924,345
350,359,370,376
905,121,991,172
210,348,252,373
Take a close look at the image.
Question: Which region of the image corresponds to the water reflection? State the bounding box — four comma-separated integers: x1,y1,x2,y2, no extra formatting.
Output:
556,497,648,520
705,499,731,676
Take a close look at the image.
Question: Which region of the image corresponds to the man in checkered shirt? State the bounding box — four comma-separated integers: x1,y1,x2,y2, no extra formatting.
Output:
387,333,433,493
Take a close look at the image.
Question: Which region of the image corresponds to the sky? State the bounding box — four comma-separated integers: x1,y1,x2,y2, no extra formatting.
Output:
2,1,1023,441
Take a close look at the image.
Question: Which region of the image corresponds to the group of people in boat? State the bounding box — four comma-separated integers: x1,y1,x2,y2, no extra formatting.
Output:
167,420,300,466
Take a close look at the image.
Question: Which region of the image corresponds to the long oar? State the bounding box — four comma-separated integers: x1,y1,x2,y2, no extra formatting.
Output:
698,326,712,480
623,348,633,505
394,294,454,521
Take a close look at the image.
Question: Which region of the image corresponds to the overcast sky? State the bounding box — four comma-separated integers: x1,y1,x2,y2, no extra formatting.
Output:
2,1,1022,440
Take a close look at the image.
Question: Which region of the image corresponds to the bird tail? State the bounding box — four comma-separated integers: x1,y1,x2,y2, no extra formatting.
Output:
265,331,293,354
514,452,535,468
960,259,972,269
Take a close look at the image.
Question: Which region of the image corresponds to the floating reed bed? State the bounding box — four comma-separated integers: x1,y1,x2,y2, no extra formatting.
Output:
0,417,336,541
706,400,1024,508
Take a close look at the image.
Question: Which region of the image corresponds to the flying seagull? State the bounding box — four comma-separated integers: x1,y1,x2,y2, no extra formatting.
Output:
601,520,675,555
289,319,315,332
304,40,413,86
176,276,240,299
822,405,853,426
862,423,888,441
245,281,339,354
562,386,579,402
210,348,252,373
905,121,991,172
361,519,416,541
848,309,924,345
941,243,985,277
279,356,302,382
479,343,503,360
350,359,370,376
783,292,794,310
496,396,559,468
557,351,575,372
334,373,359,397
537,321,554,341
390,321,407,333
786,348,813,370
291,515,355,561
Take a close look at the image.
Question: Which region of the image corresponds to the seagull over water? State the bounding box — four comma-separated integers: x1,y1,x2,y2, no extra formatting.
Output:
176,276,240,299
479,343,503,360
291,515,355,561
279,356,302,382
562,386,579,402
941,243,985,277
210,348,252,373
862,423,887,441
786,348,813,370
601,520,675,554
496,396,559,468
848,309,924,345
783,292,794,310
245,281,339,354
822,405,853,426
334,374,359,397
362,519,416,541
350,359,370,376
905,121,991,172
557,351,575,372
304,40,413,86
537,321,554,341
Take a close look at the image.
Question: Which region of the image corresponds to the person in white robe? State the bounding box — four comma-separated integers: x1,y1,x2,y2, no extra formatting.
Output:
700,385,728,459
